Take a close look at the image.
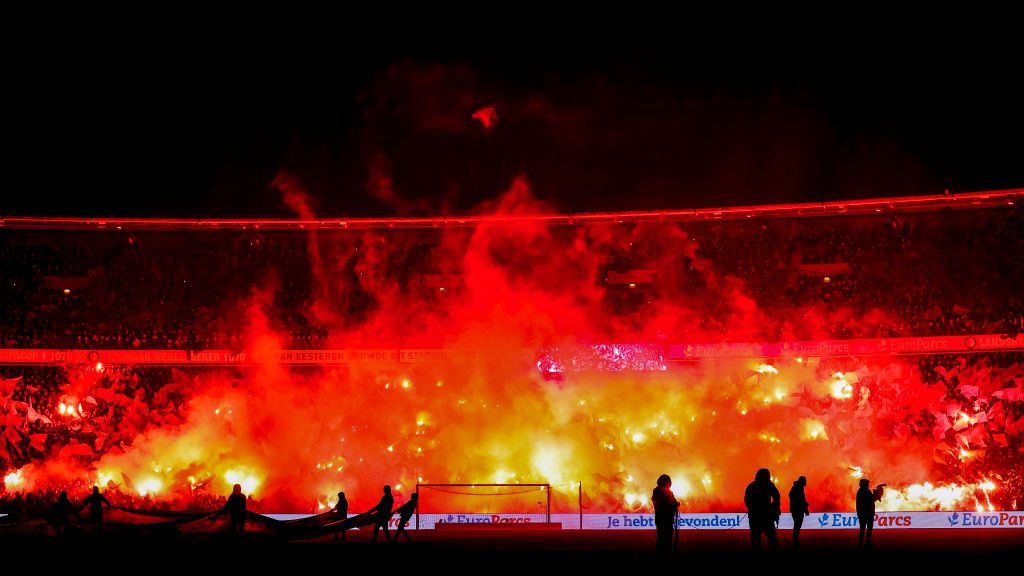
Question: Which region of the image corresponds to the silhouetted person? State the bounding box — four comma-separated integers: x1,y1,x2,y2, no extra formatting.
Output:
788,476,809,548
6,494,23,521
393,493,418,542
221,484,247,534
651,474,680,557
856,479,884,548
368,485,394,543
50,491,75,539
744,468,780,551
79,486,113,526
333,491,348,541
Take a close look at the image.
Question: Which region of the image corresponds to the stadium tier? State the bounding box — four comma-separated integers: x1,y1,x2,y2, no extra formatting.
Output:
1,192,1022,517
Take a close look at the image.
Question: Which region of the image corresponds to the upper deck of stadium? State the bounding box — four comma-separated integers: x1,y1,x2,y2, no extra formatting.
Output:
1,190,1019,231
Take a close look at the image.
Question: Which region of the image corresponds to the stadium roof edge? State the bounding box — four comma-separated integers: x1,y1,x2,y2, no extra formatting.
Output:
0,189,1019,231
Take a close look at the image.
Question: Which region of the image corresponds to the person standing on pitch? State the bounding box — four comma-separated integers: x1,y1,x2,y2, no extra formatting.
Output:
393,493,419,542
652,474,680,556
856,479,884,548
333,491,348,541
368,485,395,543
788,476,810,548
744,468,781,551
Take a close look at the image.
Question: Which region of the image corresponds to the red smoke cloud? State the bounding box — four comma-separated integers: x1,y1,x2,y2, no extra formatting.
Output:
4,179,1018,515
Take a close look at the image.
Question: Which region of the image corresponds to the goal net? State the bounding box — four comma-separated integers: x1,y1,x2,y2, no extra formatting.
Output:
416,484,551,524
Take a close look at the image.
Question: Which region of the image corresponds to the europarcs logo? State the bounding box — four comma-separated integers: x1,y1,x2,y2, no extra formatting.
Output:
948,512,1024,527
817,513,859,528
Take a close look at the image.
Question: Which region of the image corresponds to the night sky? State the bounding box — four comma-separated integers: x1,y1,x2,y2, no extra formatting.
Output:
3,24,1022,218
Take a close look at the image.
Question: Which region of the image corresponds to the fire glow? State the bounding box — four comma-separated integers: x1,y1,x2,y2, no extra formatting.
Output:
20,339,1009,514
3,470,23,489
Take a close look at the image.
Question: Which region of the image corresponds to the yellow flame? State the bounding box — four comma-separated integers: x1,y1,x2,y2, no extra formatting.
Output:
801,419,828,441
3,470,24,488
492,469,516,484
831,374,853,399
137,477,163,496
672,475,693,498
531,443,570,484
224,469,260,495
881,482,967,510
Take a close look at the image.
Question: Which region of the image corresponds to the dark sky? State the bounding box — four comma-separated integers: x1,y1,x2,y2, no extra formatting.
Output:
3,24,1022,218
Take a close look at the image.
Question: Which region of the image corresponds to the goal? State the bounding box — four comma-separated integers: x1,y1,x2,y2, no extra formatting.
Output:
415,483,552,529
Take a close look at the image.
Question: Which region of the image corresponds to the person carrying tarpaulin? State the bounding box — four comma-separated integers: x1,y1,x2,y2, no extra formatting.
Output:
49,491,76,539
367,485,394,543
6,493,23,521
392,493,418,542
744,468,781,551
333,491,348,541
79,486,113,527
220,484,247,534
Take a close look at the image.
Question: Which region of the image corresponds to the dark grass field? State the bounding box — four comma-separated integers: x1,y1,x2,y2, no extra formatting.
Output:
4,528,1022,572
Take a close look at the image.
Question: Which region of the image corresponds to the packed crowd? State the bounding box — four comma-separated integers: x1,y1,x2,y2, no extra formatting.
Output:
0,482,243,518
600,208,1024,339
1,351,1022,510
0,364,267,513
853,352,1024,497
0,232,313,349
0,365,176,465
1,208,1020,349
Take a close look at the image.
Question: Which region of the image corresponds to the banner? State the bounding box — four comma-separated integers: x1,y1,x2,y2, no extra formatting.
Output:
0,348,476,366
257,511,1024,530
669,333,1024,360
4,511,1020,529
0,349,189,364
2,333,1022,366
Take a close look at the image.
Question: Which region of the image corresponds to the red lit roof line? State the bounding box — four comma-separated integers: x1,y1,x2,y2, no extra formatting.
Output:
0,189,1018,231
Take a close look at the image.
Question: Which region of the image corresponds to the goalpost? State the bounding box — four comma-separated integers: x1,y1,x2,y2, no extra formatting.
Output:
415,483,552,529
